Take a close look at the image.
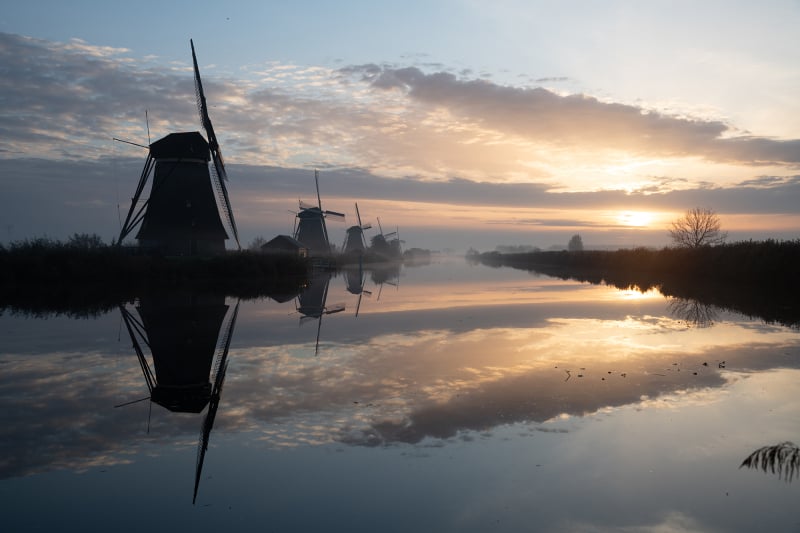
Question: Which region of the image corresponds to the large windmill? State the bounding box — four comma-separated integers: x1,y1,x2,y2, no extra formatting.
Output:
117,39,240,255
342,202,372,255
293,170,344,256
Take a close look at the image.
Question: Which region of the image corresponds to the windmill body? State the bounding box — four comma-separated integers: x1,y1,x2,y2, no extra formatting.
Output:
342,202,371,255
135,132,228,256
294,207,332,256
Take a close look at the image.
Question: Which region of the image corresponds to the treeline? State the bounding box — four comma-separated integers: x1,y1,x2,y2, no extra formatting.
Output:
473,240,800,327
0,235,309,317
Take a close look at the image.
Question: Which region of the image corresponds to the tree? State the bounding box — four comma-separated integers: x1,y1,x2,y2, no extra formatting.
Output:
67,232,105,249
248,236,267,251
567,234,583,252
668,207,727,248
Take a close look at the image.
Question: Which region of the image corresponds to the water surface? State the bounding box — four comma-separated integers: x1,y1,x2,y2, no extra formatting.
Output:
1,258,798,532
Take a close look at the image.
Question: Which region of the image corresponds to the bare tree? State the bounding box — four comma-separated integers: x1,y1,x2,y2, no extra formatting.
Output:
668,207,727,247
247,236,267,251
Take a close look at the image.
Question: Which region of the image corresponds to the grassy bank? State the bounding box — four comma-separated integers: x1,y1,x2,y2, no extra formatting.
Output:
0,238,309,317
474,240,800,327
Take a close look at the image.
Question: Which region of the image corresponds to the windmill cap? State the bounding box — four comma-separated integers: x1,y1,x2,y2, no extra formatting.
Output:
150,132,210,161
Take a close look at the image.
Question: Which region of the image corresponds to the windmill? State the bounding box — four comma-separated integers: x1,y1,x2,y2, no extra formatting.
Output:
117,39,240,255
118,292,240,504
293,170,344,256
295,270,345,355
369,217,400,259
342,202,372,255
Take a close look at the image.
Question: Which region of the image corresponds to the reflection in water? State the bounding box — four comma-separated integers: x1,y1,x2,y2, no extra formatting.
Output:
667,297,719,327
343,265,372,317
741,442,800,482
119,292,240,503
296,270,345,355
3,259,800,531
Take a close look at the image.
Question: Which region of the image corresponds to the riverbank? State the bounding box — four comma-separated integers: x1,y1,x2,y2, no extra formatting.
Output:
0,242,309,317
471,240,800,327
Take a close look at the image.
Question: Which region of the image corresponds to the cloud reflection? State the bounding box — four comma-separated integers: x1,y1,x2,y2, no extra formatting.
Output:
2,272,800,478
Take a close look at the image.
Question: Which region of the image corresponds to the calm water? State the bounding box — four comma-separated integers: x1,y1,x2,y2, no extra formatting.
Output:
1,258,798,532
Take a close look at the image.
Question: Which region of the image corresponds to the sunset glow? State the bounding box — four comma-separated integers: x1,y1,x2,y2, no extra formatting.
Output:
617,211,654,227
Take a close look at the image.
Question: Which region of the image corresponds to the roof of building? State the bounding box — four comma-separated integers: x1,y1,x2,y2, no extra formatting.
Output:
150,132,210,161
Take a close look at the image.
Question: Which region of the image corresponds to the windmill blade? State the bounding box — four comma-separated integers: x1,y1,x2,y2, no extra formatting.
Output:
325,303,346,314
355,203,363,227
191,39,220,160
193,300,239,505
355,292,363,317
210,161,241,249
324,210,346,220
361,223,372,230
118,153,156,244
314,169,322,210
191,39,240,249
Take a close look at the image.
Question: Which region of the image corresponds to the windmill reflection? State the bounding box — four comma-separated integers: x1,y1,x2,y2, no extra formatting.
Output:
369,262,401,301
343,264,372,317
119,292,239,504
667,297,719,327
296,270,345,355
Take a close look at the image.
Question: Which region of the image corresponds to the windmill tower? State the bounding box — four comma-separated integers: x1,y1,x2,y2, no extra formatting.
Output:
293,170,344,256
117,40,240,255
342,202,372,255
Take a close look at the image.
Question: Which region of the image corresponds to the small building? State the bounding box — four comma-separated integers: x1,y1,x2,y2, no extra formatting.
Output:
261,235,308,257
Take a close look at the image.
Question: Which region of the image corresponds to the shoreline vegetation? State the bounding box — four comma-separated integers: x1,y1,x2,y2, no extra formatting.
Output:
0,237,309,317
469,239,800,328
0,235,430,317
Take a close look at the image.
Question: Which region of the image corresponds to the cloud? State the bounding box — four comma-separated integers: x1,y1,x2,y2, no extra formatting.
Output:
350,64,800,166
1,32,798,248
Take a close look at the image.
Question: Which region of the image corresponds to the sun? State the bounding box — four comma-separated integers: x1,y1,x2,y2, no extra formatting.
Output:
617,211,653,227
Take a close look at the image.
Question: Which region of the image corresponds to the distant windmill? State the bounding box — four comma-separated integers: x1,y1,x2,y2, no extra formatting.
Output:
370,217,401,259
117,39,240,255
342,202,372,255
293,170,345,255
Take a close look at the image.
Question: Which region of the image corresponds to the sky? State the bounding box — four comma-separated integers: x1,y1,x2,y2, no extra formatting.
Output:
1,0,799,251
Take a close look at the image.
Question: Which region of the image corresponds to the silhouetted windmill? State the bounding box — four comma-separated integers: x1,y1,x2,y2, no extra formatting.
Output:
118,293,239,503
293,170,344,256
342,203,372,255
296,271,345,355
369,217,401,259
117,39,240,254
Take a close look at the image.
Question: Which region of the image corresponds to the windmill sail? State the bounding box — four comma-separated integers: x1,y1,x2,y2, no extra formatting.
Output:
191,39,240,250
